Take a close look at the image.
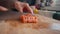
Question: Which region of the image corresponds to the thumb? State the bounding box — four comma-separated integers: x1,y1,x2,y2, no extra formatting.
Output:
16,6,23,13
18,7,23,13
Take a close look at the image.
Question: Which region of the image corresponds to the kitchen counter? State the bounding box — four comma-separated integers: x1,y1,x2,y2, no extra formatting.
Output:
0,14,60,34
38,10,56,18
42,6,60,11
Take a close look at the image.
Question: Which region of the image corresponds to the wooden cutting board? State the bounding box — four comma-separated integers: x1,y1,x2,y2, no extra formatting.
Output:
0,14,60,34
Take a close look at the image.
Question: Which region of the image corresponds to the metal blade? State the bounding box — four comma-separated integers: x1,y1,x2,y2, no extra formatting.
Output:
0,11,22,20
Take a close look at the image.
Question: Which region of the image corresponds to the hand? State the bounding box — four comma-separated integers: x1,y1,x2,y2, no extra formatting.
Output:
14,1,33,14
0,6,8,11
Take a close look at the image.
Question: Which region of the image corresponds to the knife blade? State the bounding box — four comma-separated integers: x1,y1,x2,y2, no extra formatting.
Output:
0,11,22,20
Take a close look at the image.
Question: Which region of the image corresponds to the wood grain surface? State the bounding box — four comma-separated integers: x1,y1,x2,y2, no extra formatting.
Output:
0,14,60,34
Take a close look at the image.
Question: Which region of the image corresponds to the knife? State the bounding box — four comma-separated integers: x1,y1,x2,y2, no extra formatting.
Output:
0,10,23,20
0,10,34,20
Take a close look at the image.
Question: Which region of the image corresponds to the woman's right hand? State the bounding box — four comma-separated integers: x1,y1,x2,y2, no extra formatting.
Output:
0,6,8,11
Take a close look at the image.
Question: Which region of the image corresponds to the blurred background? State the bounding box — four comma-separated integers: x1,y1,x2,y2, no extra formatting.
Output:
14,0,60,21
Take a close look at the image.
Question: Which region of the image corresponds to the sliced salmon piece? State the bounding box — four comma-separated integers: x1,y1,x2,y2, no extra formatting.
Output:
20,13,38,23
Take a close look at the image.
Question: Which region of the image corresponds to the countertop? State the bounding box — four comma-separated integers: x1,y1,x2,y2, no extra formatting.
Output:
42,6,60,11
0,14,60,34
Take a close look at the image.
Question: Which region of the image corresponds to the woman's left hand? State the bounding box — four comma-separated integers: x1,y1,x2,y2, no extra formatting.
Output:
14,1,33,14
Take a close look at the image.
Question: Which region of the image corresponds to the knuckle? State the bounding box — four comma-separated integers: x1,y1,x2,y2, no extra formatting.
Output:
14,1,20,5
25,3,29,6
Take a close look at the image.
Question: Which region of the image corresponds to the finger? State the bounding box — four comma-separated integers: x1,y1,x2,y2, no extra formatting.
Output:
19,7,23,13
0,6,8,11
24,3,34,14
14,2,23,13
